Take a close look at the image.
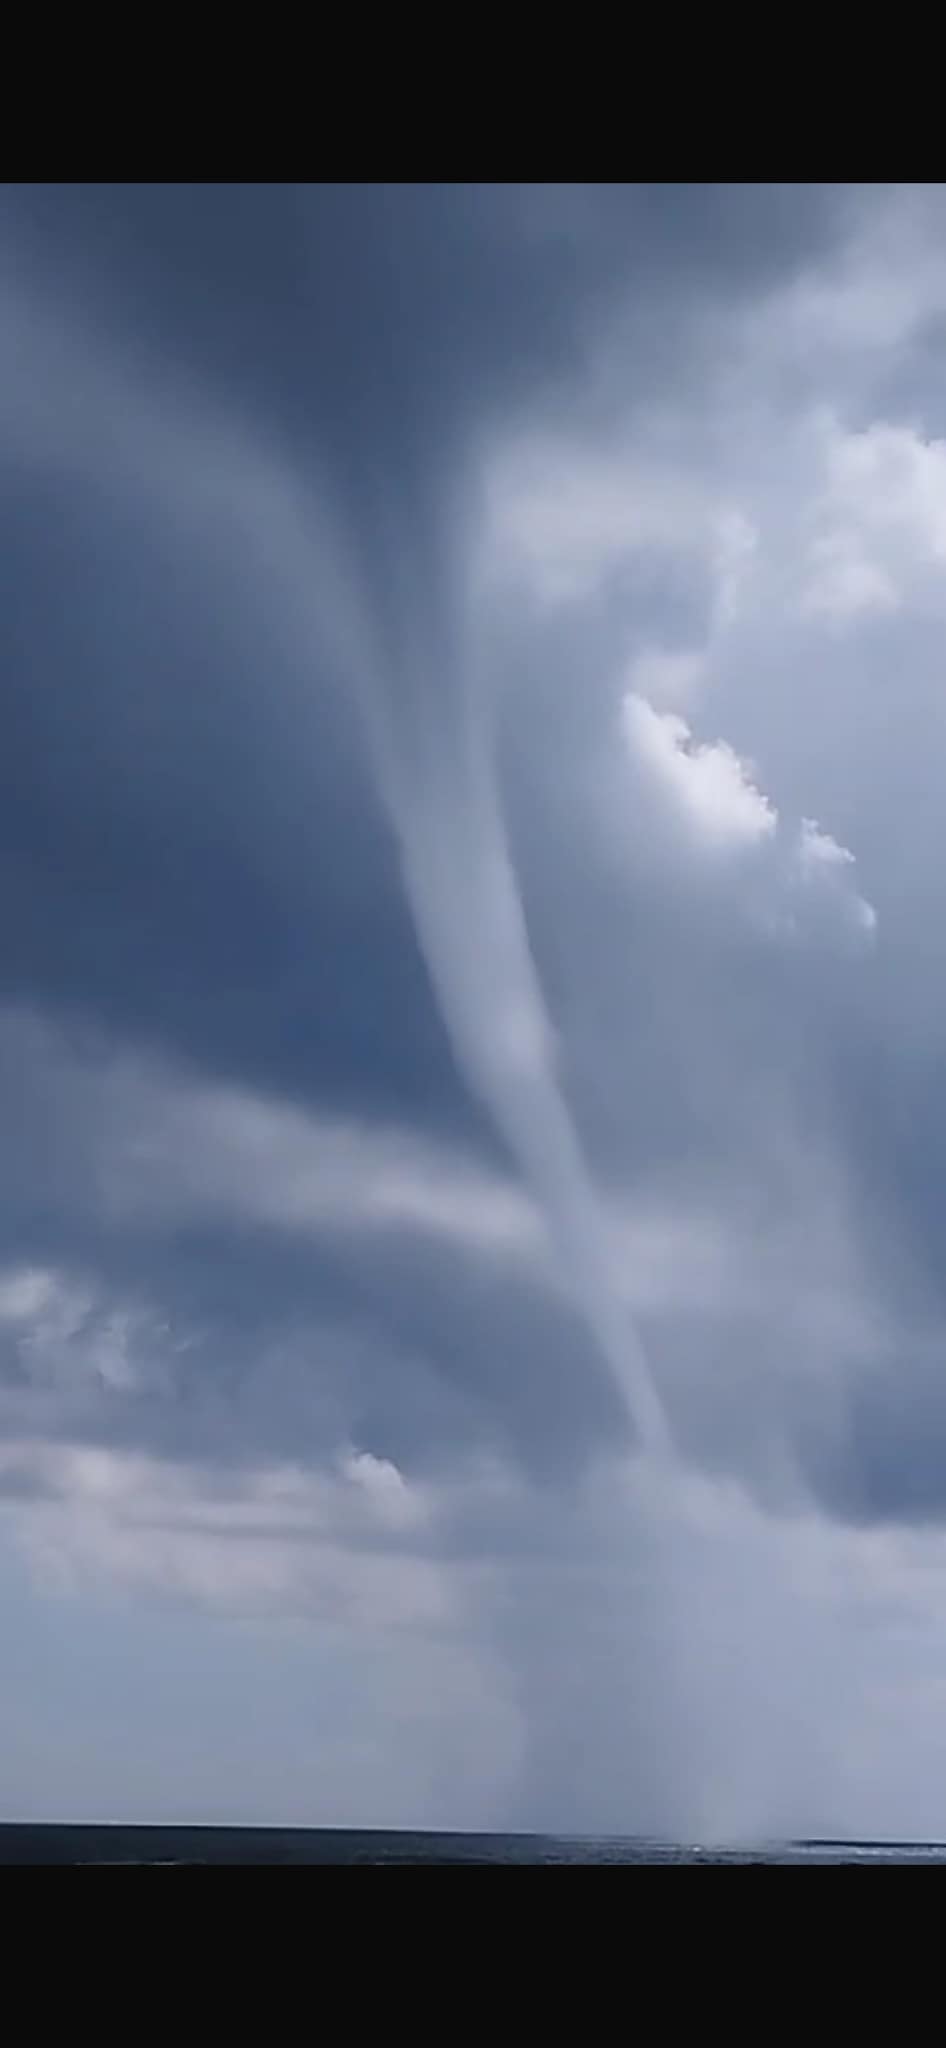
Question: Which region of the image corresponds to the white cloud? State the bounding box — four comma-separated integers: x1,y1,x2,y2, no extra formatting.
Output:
479,429,752,619
481,438,689,603
0,1262,161,1397
339,1449,428,1532
0,1268,63,1325
0,1437,443,1628
0,1005,542,1268
620,694,876,944
791,818,878,937
111,1078,543,1261
624,693,776,851
803,417,946,620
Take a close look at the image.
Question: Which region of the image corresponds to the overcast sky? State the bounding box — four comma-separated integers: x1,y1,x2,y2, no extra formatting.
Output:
5,183,946,1837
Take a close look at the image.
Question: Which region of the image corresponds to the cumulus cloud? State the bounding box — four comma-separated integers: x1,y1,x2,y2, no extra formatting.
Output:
617,693,876,954
804,416,946,620
624,695,776,850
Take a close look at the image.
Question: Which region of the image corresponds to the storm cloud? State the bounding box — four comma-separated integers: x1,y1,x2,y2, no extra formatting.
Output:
3,185,946,1836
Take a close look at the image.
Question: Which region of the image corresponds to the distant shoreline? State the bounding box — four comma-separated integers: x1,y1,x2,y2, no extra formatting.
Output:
2,1824,944,1866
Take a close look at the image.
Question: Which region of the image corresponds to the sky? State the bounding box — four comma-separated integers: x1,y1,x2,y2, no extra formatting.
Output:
5,184,946,1837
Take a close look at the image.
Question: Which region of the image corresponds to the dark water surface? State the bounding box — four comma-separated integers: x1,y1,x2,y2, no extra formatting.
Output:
2,1825,946,1864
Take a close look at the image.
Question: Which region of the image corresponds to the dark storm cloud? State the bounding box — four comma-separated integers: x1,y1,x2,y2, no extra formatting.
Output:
0,459,466,1133
0,181,907,1500
0,183,851,1158
12,187,946,1837
0,1213,625,1485
1,183,848,470
0,189,937,1505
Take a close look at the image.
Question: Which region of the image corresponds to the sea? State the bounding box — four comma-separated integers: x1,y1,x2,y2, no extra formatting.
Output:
2,1825,945,1864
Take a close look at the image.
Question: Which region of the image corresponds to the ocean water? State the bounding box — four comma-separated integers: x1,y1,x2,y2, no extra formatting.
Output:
2,1825,946,1864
